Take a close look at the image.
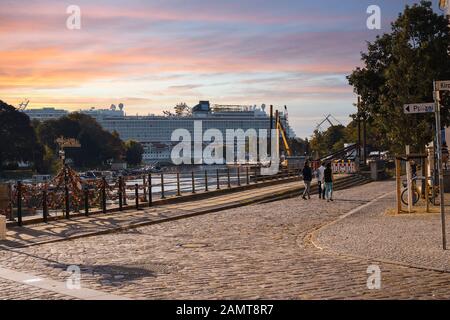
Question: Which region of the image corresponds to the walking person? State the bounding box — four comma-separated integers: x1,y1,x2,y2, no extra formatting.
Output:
324,162,334,202
443,142,449,170
317,162,326,199
302,161,312,200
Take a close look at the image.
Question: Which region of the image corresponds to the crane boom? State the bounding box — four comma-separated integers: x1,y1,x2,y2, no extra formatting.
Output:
276,111,292,157
17,99,29,111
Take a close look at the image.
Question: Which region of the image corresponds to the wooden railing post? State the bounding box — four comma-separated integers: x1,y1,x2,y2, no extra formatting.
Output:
148,173,152,207
191,171,196,193
17,181,22,226
204,171,209,192
177,172,181,196
42,189,48,223
160,173,165,199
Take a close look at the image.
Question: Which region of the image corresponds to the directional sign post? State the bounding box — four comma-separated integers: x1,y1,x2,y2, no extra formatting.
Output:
405,80,449,250
436,81,450,92
434,80,449,250
403,103,435,114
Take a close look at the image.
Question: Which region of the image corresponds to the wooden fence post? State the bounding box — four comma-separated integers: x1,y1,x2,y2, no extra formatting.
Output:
396,158,402,214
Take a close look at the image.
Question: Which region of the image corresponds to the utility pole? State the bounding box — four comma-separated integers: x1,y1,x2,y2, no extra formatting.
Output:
363,111,367,164
434,81,447,250
357,96,362,162
269,105,273,158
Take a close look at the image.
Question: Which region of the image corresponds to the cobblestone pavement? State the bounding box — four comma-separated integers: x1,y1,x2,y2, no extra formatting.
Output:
5,179,308,247
315,192,450,272
1,180,450,299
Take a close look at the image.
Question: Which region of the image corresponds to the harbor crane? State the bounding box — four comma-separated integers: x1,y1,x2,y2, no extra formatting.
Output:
17,99,29,111
315,114,342,132
275,109,292,158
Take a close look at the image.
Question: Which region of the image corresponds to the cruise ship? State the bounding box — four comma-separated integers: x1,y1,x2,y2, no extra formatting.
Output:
24,101,295,163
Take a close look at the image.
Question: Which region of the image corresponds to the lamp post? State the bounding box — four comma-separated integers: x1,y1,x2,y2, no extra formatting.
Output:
58,149,70,218
55,137,81,219
357,97,362,162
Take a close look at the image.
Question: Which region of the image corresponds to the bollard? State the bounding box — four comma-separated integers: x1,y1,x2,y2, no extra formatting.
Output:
8,183,13,221
118,177,123,211
148,173,152,207
101,177,107,214
177,172,181,196
17,181,22,226
84,186,89,216
42,190,48,223
122,177,128,206
246,167,250,185
204,171,209,192
227,168,231,188
135,184,139,210
216,169,220,190
0,215,5,240
191,171,196,193
160,173,165,199
237,167,241,186
64,172,70,219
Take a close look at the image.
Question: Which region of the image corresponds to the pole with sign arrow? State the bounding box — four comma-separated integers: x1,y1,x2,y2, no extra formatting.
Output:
403,103,435,114
434,80,448,250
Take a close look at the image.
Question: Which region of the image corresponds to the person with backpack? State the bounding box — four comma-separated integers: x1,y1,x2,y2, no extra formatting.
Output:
324,162,334,202
302,161,312,200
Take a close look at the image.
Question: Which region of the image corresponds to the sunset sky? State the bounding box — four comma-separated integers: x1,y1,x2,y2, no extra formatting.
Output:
0,0,435,137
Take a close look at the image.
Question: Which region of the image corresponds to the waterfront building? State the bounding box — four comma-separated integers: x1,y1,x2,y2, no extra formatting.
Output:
23,107,69,121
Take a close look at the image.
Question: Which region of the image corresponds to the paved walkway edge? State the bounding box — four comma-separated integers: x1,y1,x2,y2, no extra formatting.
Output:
0,266,129,300
307,190,450,274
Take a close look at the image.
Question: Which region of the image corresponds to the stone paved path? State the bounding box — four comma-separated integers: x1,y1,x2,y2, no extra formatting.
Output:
1,180,450,299
4,180,307,247
315,191,450,272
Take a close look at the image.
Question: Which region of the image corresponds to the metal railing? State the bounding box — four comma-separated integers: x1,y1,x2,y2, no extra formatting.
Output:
4,166,300,226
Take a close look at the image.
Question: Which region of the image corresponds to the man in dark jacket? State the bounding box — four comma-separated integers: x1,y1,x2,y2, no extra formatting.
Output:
302,161,312,200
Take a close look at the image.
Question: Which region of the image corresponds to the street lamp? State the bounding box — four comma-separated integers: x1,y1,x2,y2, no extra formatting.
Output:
58,148,70,218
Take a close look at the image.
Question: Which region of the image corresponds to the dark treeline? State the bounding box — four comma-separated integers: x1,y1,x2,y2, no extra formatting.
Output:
0,100,143,174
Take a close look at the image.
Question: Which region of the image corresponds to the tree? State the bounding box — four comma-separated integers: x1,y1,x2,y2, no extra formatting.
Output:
289,137,310,156
35,113,125,168
0,100,41,170
174,102,191,116
310,125,346,157
125,140,144,166
348,1,450,154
